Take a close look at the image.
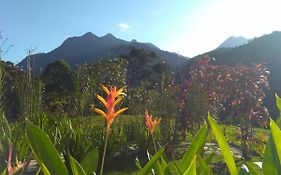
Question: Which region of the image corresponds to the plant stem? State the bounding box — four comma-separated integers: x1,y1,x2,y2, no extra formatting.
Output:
151,133,157,153
100,127,109,175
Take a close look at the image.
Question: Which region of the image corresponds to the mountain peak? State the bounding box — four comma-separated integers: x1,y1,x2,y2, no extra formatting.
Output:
102,33,116,39
217,36,248,49
82,32,98,39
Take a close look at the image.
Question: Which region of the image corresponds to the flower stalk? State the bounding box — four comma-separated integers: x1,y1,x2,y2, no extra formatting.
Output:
93,85,127,175
145,109,161,153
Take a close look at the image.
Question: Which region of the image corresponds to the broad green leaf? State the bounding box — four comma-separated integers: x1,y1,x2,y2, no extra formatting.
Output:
153,155,169,175
208,113,238,175
135,158,142,170
160,156,172,175
80,147,99,175
239,167,250,175
276,94,281,112
154,161,165,175
0,169,6,175
40,163,51,175
137,148,164,175
69,155,86,175
183,156,196,175
204,153,214,164
167,156,181,175
197,155,212,175
262,117,281,175
179,123,208,173
160,156,168,171
245,162,261,175
270,118,281,165
26,121,69,175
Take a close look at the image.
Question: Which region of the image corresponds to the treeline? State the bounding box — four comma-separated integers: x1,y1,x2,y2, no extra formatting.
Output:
1,48,173,119
1,48,271,159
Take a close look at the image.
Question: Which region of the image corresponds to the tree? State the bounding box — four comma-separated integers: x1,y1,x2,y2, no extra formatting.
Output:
122,47,164,87
40,60,76,114
74,58,128,116
179,55,269,159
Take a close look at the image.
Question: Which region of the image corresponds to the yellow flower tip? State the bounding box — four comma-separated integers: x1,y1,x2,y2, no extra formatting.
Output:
113,97,122,107
94,108,107,118
101,85,110,95
114,107,128,117
155,118,161,126
97,94,107,108
116,87,124,96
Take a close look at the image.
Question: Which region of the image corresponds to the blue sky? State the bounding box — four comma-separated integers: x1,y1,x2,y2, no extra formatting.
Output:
1,0,281,63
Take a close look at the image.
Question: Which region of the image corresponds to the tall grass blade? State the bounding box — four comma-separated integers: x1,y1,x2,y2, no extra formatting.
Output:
137,148,164,175
179,123,208,173
208,113,238,175
262,117,281,175
80,147,99,175
183,156,196,175
69,155,86,175
270,118,281,165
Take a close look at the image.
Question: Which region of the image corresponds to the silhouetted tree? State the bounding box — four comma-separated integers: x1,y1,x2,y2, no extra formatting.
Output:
41,60,76,114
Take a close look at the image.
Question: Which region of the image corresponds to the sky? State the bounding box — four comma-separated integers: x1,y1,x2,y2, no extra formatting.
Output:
1,0,281,63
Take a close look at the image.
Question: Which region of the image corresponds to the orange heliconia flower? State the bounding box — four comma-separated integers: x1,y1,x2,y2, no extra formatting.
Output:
7,143,30,175
145,109,161,134
93,85,127,130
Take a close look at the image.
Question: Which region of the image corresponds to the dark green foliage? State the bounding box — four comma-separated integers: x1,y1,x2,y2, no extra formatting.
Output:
41,60,76,114
74,58,127,116
123,48,170,87
0,61,28,119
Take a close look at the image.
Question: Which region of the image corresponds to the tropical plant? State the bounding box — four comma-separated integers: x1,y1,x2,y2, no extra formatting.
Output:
12,94,281,175
179,56,269,159
93,85,127,175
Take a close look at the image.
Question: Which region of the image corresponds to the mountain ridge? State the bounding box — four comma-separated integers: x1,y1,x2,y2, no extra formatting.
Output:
187,31,281,118
17,32,188,73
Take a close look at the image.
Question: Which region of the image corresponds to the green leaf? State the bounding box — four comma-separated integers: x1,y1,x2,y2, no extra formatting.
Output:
270,118,281,165
69,155,86,175
197,155,212,175
80,147,99,175
276,94,281,112
40,163,51,175
183,156,196,175
239,167,250,175
0,169,6,175
262,117,281,175
152,155,168,175
154,161,165,175
167,156,181,175
26,121,69,175
160,156,172,175
208,113,238,175
204,152,214,164
135,157,142,170
179,123,208,173
245,162,261,175
137,148,164,175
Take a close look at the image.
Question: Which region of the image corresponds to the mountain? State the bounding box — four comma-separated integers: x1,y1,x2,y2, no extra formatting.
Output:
217,36,248,49
189,31,281,118
17,32,188,73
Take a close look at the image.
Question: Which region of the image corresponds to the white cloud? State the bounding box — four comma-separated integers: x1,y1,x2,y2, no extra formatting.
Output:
117,23,130,30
